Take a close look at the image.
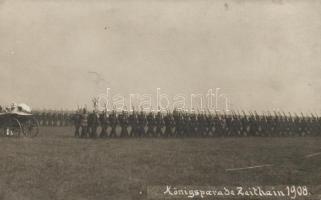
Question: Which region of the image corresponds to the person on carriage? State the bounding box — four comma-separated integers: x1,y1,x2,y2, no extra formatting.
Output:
7,103,32,113
10,103,19,112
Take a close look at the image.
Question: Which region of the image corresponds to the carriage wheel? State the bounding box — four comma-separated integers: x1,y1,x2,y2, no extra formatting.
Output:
0,118,23,137
22,117,39,137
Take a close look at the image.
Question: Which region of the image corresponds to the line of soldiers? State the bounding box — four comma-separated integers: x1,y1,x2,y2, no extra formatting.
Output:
72,109,321,138
33,111,74,127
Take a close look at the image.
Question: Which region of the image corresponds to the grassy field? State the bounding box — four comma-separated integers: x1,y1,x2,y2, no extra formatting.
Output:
0,127,320,200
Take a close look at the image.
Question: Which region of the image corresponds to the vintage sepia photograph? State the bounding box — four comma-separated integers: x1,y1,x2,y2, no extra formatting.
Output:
0,0,320,199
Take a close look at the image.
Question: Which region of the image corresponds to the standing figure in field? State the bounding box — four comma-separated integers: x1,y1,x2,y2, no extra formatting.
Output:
46,112,51,126
88,110,99,138
119,111,129,137
109,110,118,138
46,112,52,126
72,112,81,137
64,112,70,126
53,112,58,127
163,114,174,137
80,108,89,138
130,112,139,137
137,111,147,137
185,115,192,137
230,115,241,136
128,111,135,137
265,114,274,137
155,111,164,137
176,114,185,137
248,114,258,136
61,112,67,126
312,115,320,136
146,112,155,137
190,114,198,137
255,114,264,136
99,111,109,138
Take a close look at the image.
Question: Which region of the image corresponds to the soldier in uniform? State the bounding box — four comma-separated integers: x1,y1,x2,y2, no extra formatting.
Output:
131,111,139,137
80,108,88,138
88,110,99,138
53,112,58,127
99,110,109,138
61,112,67,126
284,114,292,136
87,112,93,137
317,116,321,136
163,113,172,137
128,111,135,137
312,114,321,136
298,115,308,136
185,114,193,137
239,113,247,136
265,113,274,137
190,114,198,137
256,114,264,136
175,113,184,137
155,111,164,137
109,110,118,138
46,111,51,126
231,114,242,136
272,113,279,136
248,113,257,136
224,114,232,136
42,111,47,126
212,113,221,137
57,112,63,126
72,111,81,137
119,110,129,137
146,112,156,137
292,114,300,136
197,113,207,137
278,115,285,136
221,114,228,137
137,111,147,137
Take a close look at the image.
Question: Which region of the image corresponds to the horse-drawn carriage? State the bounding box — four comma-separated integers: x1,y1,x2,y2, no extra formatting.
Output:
0,111,39,137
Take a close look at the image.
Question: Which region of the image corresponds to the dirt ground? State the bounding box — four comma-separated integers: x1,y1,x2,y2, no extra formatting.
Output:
0,127,320,200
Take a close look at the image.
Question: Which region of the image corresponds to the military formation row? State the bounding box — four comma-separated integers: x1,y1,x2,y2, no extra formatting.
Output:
33,111,74,127
72,109,321,138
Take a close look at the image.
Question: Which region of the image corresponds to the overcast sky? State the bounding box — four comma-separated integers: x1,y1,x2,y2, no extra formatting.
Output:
0,0,320,112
